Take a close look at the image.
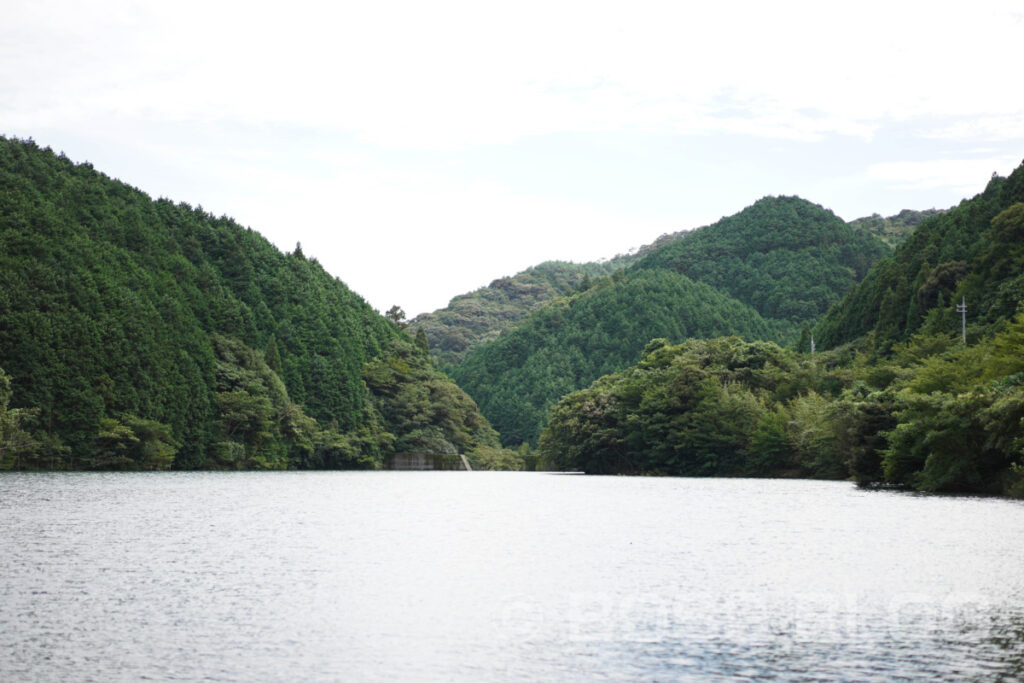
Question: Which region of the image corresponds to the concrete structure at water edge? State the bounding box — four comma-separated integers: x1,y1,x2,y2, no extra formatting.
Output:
384,453,473,471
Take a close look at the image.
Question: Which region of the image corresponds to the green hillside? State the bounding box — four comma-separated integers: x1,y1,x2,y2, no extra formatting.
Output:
414,197,883,371
448,268,782,446
537,164,1024,497
0,137,498,470
449,196,889,446
847,208,944,248
815,161,1024,351
537,320,1024,497
408,223,701,369
538,337,852,478
634,196,890,323
409,259,625,367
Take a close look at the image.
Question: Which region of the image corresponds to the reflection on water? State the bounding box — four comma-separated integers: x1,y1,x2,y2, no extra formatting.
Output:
2,472,1023,681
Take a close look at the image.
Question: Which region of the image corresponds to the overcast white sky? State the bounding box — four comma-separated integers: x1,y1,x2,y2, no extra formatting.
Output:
4,1,1024,316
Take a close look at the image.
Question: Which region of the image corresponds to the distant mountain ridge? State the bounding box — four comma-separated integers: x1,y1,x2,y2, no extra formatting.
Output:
410,259,625,367
447,196,892,446
409,227,700,367
414,198,908,371
634,195,890,322
847,208,944,248
448,268,782,445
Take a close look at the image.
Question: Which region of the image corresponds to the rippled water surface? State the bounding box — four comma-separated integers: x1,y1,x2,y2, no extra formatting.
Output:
2,472,1024,681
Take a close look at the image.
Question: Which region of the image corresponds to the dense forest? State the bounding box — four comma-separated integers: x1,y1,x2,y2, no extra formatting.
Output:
412,203,896,370
448,269,783,446
539,161,1024,496
408,224,704,368
3,134,1022,494
0,137,504,470
634,196,890,323
538,317,1024,497
409,259,626,367
815,164,1024,351
449,197,892,446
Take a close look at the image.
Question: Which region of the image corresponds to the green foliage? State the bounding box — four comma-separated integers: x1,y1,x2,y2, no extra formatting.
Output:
539,337,853,478
816,162,1024,351
451,270,784,446
0,367,40,470
466,445,527,471
873,315,1024,494
785,391,845,478
363,337,500,458
635,196,890,322
836,387,898,485
538,317,1024,497
410,259,631,367
385,305,407,329
847,208,944,248
413,327,429,354
747,406,792,475
0,136,494,470
538,306,1024,495
961,202,1024,325
451,195,888,447
208,335,294,469
87,414,178,470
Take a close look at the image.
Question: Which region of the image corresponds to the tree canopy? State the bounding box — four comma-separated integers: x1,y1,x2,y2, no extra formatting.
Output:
538,323,1024,497
815,161,1024,351
449,196,890,446
634,195,890,322
449,269,784,446
0,136,498,470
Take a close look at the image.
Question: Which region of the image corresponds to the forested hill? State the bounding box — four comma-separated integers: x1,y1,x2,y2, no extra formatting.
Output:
409,259,625,367
536,319,1024,497
448,269,781,446
815,160,1024,351
634,196,890,323
413,198,906,370
533,163,1024,496
447,196,890,447
0,136,499,470
408,223,700,368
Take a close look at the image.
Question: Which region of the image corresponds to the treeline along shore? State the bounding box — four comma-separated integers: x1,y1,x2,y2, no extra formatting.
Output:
2,136,1023,495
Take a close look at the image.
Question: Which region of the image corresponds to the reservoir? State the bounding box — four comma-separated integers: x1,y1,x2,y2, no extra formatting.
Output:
2,472,1023,681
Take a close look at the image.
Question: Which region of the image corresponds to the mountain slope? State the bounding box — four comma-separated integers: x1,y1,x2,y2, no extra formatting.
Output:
0,136,497,469
815,160,1024,351
847,208,944,248
448,269,781,446
525,167,1024,496
533,170,1024,495
449,196,889,446
634,196,890,323
410,259,624,367
534,309,1024,497
408,223,702,369
537,336,846,477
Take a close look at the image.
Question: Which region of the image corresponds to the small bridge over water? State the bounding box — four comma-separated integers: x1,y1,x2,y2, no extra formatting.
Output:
384,453,473,471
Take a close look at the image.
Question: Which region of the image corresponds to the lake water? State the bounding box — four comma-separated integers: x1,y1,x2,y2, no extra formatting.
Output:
2,472,1023,682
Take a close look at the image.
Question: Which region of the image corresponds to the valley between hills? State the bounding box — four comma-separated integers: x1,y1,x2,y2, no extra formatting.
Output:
3,136,1023,496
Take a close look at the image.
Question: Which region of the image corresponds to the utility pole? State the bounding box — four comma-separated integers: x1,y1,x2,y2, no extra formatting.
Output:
956,297,967,343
